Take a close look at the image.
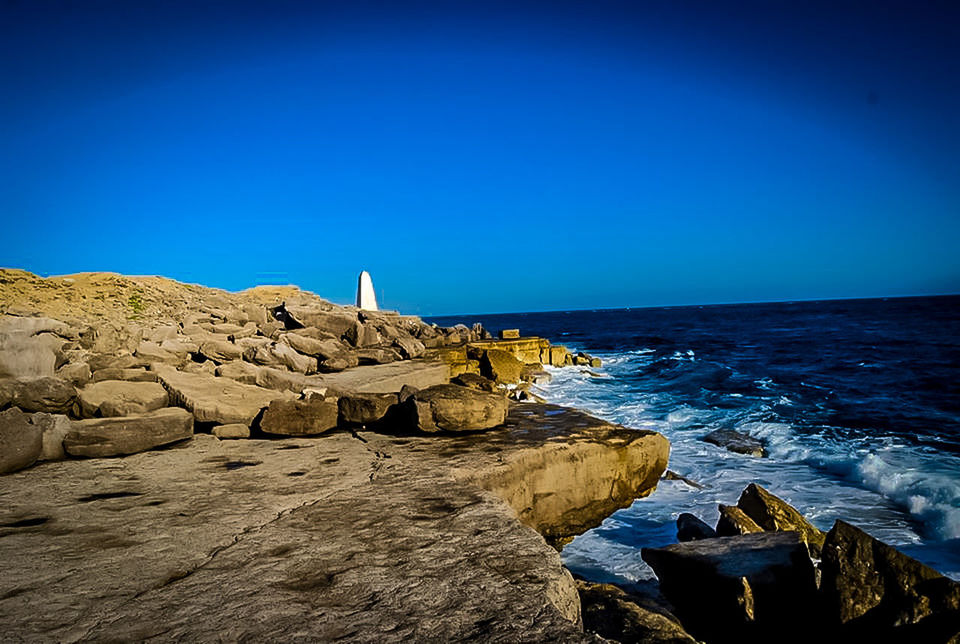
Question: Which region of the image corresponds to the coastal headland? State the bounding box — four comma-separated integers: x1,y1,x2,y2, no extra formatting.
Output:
1,269,958,642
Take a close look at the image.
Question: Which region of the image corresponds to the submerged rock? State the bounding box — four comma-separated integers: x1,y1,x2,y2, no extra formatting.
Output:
702,428,766,457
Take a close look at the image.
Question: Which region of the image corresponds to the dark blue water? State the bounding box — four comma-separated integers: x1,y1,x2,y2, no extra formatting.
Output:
428,296,960,581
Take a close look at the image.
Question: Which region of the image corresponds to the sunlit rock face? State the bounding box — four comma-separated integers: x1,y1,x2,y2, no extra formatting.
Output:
356,270,378,311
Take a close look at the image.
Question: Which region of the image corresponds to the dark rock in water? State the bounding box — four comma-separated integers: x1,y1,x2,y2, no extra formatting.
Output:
737,483,825,557
64,408,194,457
259,395,340,437
662,470,705,489
820,519,960,640
402,384,508,433
716,504,764,537
452,373,498,393
642,531,820,642
338,393,398,426
576,580,698,643
0,407,43,473
702,429,766,457
677,513,717,542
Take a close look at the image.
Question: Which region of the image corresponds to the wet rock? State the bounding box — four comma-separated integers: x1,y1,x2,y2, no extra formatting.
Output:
78,380,169,418
662,470,704,489
737,483,825,556
259,395,340,437
642,532,820,642
677,513,717,542
6,376,77,413
480,349,524,384
820,519,960,639
716,504,765,537
155,367,294,426
0,407,43,473
702,429,766,457
402,384,508,433
577,580,698,643
338,393,399,426
64,407,194,457
452,372,498,393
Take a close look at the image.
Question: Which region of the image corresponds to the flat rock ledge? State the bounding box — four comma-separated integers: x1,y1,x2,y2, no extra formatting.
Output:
0,403,668,642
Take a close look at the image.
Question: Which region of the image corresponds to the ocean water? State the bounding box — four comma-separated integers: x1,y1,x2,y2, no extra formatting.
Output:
428,295,960,582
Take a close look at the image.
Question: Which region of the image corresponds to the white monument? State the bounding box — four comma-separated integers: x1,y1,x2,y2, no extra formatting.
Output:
356,270,379,311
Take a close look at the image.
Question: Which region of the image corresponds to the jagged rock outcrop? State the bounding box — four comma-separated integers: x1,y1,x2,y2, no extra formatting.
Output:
716,503,764,536
737,483,825,556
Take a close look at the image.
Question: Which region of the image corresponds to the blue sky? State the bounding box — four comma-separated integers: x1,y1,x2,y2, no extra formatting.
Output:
1,1,958,315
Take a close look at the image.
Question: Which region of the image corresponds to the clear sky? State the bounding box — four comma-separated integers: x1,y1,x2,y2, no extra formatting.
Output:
1,1,958,315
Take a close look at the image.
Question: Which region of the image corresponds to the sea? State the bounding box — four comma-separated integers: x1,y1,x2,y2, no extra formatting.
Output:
427,295,960,582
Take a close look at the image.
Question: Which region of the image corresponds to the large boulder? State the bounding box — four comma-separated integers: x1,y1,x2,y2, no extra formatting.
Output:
6,377,77,414
402,384,508,433
338,393,399,426
344,321,381,348
452,372,497,393
270,342,316,374
737,483,825,556
716,504,764,537
135,341,182,365
576,580,698,643
259,394,339,436
0,407,43,474
56,362,92,387
0,330,58,378
392,337,425,360
276,304,356,336
279,332,335,358
480,349,524,384
64,407,194,458
819,520,960,639
78,380,169,418
155,367,294,426
642,532,820,642
31,412,74,461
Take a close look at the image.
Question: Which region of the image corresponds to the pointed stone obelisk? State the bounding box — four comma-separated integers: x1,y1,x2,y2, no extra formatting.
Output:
356,271,379,311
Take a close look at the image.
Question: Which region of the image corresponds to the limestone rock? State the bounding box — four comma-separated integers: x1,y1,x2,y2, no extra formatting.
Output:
155,367,295,426
577,580,698,643
0,407,43,473
452,372,498,393
737,483,825,556
357,347,401,366
214,360,261,386
338,393,399,426
56,362,92,387
212,424,250,440
642,532,820,641
500,329,520,339
318,353,360,373
7,376,77,413
135,340,182,365
279,332,333,358
716,504,764,537
0,330,58,378
64,407,194,457
677,513,717,542
31,412,74,461
480,349,524,384
92,367,158,383
270,342,316,374
78,380,169,418
703,429,766,457
198,340,243,363
344,321,381,348
403,384,508,433
259,395,339,436
276,304,356,336
820,520,960,638
392,337,425,359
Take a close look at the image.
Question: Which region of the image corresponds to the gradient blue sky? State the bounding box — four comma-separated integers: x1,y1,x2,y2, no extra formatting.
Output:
2,1,958,315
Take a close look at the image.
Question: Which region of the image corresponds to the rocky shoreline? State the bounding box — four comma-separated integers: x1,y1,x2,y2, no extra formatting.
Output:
1,269,958,642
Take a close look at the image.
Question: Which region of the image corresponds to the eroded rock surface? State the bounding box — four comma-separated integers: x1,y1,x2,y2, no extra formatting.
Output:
0,403,668,642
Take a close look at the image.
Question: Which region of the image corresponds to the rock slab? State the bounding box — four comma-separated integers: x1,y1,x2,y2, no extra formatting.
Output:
64,407,194,457
156,367,294,426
